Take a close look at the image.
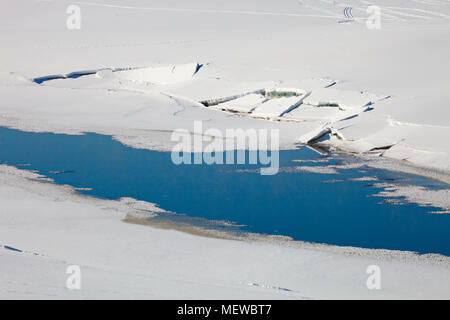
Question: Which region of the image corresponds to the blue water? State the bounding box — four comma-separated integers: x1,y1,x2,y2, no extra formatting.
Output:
0,126,449,255
32,70,98,84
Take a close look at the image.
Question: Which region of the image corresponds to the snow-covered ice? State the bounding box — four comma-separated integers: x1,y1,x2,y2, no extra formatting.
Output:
0,0,449,173
213,93,267,113
1,165,449,299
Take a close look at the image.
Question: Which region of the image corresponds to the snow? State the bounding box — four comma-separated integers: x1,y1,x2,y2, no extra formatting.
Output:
1,0,450,298
1,165,449,299
216,93,267,113
116,63,202,85
302,88,379,110
251,96,305,119
1,0,449,174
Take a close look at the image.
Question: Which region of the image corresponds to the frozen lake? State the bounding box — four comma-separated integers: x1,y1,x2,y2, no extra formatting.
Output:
1,126,449,255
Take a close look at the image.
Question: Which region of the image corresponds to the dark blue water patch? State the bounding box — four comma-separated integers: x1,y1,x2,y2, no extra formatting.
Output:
3,245,23,253
33,75,66,84
0,126,449,255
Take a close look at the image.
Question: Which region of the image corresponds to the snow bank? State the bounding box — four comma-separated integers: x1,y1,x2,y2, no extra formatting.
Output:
1,0,449,174
0,165,449,299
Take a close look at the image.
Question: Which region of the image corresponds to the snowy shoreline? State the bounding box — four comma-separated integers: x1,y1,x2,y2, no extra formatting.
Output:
1,164,450,299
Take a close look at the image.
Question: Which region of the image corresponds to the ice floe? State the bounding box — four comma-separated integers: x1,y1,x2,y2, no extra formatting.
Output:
215,93,267,113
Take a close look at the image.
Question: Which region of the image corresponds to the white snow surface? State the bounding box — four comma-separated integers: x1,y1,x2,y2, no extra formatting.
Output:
251,96,304,119
216,93,267,113
1,0,450,299
0,165,450,299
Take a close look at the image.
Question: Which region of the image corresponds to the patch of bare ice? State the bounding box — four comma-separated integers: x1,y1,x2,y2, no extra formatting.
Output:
371,182,450,214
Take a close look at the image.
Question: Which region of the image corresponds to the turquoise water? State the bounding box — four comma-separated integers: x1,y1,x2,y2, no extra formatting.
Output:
0,126,449,255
